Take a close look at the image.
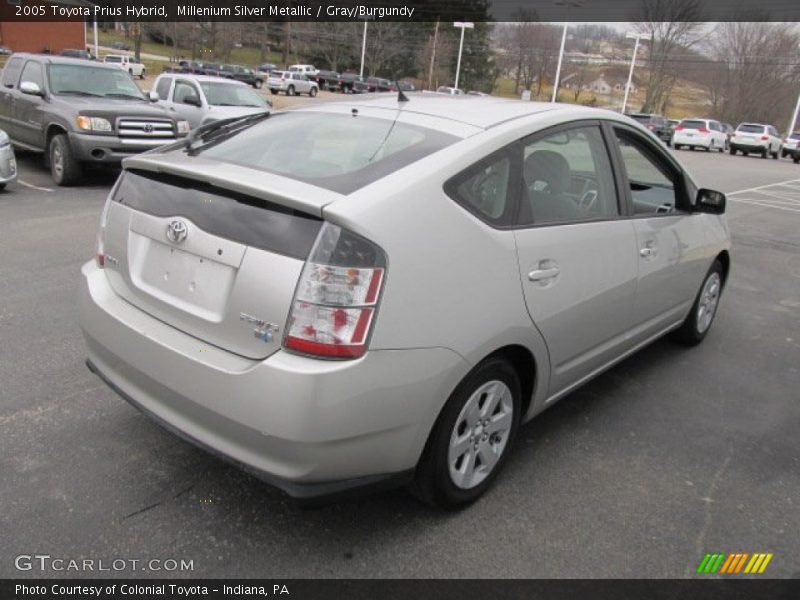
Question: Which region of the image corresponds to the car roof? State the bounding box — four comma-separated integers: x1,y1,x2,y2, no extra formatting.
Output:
8,53,119,69
298,93,610,132
158,73,249,86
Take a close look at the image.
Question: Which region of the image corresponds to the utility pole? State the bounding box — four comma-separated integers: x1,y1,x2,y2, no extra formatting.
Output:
428,18,439,90
786,92,800,138
453,21,474,90
622,32,651,114
359,20,368,78
551,23,568,103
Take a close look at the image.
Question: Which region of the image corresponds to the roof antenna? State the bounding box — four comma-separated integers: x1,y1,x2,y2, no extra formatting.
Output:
396,70,409,103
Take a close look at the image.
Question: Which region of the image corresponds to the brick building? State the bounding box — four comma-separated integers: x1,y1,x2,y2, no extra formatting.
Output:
0,21,86,54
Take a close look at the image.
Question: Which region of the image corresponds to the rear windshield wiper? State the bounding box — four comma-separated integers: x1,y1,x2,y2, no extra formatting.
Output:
185,111,271,156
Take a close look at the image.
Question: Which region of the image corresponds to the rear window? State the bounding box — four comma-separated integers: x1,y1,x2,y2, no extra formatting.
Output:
191,112,458,194
113,170,323,259
680,120,707,129
738,124,765,133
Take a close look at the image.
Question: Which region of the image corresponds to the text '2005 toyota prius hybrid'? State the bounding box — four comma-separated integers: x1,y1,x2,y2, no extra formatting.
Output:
79,95,731,508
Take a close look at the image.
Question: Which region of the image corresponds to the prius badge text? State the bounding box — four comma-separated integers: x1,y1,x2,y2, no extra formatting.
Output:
240,313,280,343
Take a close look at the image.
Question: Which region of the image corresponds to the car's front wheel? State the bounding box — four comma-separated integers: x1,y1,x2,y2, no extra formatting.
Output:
309,86,317,97
672,260,724,346
254,79,263,89
49,133,82,186
287,85,295,96
412,357,521,508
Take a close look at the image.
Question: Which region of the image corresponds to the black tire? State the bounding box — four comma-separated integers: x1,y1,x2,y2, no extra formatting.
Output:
270,88,277,95
0,182,5,191
729,147,736,155
140,70,145,80
49,133,82,186
771,150,779,159
411,357,522,509
794,156,799,164
254,79,263,89
672,260,724,346
128,69,133,77
287,85,295,96
309,86,317,97
744,152,749,156
761,149,768,159
689,146,695,151
674,144,682,150
782,150,788,158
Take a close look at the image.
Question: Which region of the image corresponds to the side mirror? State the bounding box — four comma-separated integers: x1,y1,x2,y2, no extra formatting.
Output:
148,90,159,102
19,81,43,96
695,188,726,214
183,95,201,107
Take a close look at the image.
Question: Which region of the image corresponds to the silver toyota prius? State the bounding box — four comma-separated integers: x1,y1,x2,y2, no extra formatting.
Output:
79,95,731,507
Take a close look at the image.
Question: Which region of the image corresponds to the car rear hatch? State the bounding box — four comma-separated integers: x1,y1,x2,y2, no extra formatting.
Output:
100,155,339,360
736,125,766,144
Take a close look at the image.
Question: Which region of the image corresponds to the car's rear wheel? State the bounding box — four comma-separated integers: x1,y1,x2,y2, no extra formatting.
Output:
254,79,263,89
674,144,682,150
0,183,5,191
270,88,277,95
412,357,521,508
771,149,779,159
140,70,145,80
49,133,82,186
761,149,768,158
794,156,799,164
729,147,736,155
309,87,317,97
672,260,723,346
287,85,295,96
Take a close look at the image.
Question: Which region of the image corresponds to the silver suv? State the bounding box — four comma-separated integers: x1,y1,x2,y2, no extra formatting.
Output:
79,97,731,507
267,71,318,97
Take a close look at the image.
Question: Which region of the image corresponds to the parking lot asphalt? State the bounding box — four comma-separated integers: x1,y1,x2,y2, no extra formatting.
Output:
1,146,798,579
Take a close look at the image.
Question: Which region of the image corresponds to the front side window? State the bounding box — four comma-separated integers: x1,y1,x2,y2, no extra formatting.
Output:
615,129,680,215
518,125,618,225
173,81,200,105
155,77,172,100
199,82,267,107
20,61,44,90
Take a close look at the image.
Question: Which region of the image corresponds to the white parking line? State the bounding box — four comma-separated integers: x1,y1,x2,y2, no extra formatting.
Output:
729,198,800,213
727,178,800,196
17,180,54,193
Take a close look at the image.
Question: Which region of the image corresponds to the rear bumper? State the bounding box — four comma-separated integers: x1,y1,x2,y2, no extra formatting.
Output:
731,141,769,152
673,133,712,147
78,261,465,498
69,132,179,163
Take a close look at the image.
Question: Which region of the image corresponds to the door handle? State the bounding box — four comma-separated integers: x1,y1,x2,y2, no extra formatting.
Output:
639,241,658,258
528,267,560,281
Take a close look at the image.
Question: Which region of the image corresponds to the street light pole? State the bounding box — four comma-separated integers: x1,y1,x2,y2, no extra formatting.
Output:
551,23,568,103
622,32,650,114
453,21,474,90
359,20,368,78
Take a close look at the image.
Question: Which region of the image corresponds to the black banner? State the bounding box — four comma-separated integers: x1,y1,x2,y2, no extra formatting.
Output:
3,579,800,600
1,0,800,22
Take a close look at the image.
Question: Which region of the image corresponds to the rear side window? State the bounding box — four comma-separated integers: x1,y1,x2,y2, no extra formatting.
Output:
446,152,513,225
155,77,172,100
193,112,457,194
2,57,23,88
114,170,323,259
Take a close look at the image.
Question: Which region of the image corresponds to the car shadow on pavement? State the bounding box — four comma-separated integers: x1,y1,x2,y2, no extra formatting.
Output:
13,150,121,189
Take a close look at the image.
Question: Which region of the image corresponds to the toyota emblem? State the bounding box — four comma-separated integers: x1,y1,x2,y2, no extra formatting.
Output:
166,220,188,244
143,123,154,133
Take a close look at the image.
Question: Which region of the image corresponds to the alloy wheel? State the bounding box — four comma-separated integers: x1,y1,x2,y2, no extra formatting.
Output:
696,272,721,334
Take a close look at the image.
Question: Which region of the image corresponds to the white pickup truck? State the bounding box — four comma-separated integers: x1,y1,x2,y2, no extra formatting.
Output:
103,54,146,79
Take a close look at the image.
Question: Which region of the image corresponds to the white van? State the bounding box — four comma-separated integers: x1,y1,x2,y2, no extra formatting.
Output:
103,54,146,79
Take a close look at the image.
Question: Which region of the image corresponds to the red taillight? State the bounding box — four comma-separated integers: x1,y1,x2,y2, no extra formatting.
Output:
698,127,709,133
284,223,387,360
761,135,769,140
675,125,685,131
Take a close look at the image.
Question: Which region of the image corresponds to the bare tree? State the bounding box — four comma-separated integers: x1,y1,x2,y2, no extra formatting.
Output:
633,0,704,112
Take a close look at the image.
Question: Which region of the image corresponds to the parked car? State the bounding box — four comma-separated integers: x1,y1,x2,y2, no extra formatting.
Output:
199,62,225,78
0,54,188,185
153,73,270,129
730,123,782,158
103,54,146,79
0,128,17,190
257,63,278,75
337,73,368,94
288,64,319,77
626,113,672,145
218,64,264,89
312,70,341,91
60,49,94,60
110,41,131,51
394,80,417,92
174,60,208,75
0,46,12,56
79,97,730,507
467,91,489,97
436,86,464,95
672,118,728,152
780,131,800,159
267,71,318,96
365,77,392,92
